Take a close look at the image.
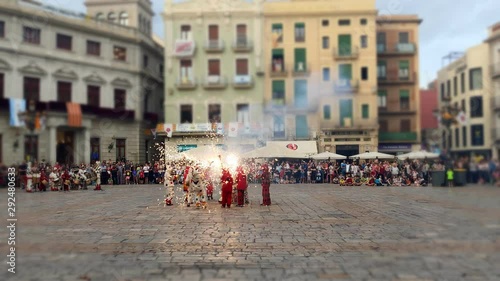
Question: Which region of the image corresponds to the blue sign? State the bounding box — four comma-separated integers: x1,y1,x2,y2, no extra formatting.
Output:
177,144,197,152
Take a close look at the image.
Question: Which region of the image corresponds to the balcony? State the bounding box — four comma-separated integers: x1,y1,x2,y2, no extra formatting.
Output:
377,43,417,55
378,70,417,85
202,75,228,89
491,63,500,79
175,77,197,90
232,37,253,52
270,64,288,77
333,79,359,93
292,62,310,77
378,106,417,115
232,75,254,89
203,40,225,53
333,47,359,60
379,132,418,142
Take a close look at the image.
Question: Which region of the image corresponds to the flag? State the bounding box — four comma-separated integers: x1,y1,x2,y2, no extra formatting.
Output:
164,123,173,138
9,99,26,127
216,123,224,135
151,129,157,139
456,111,467,126
228,122,238,138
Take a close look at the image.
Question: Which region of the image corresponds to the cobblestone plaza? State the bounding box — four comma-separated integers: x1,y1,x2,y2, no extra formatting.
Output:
1,184,499,281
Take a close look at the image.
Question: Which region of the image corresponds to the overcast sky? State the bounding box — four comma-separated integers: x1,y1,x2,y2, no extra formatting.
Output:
41,0,499,88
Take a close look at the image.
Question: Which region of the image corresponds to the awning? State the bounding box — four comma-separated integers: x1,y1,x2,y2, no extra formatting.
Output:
66,102,82,127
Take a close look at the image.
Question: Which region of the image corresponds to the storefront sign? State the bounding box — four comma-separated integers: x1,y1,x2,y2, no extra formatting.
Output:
176,123,214,132
378,144,412,152
177,144,197,152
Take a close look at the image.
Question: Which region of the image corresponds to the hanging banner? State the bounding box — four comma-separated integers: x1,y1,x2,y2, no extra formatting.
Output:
164,123,173,138
9,99,26,127
228,122,238,138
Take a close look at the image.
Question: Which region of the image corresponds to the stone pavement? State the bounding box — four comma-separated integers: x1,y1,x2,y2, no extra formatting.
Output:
0,183,499,281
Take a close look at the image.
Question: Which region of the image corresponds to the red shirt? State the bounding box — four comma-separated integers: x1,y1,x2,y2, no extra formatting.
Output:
236,172,247,190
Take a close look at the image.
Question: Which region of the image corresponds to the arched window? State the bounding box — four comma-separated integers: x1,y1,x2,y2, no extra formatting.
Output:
119,12,129,26
108,12,116,23
95,13,104,21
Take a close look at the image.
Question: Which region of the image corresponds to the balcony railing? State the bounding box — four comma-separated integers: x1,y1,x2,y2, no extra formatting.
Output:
378,70,417,84
333,46,359,60
204,40,225,52
333,79,359,93
379,132,418,142
203,75,228,89
292,62,310,77
175,77,197,90
490,63,500,78
232,75,254,89
270,64,288,77
377,43,417,55
232,37,253,52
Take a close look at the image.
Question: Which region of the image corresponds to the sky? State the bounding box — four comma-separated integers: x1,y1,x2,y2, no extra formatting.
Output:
41,0,499,88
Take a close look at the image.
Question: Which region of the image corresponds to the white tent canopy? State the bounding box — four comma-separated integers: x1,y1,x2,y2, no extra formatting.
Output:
397,150,439,160
310,151,347,160
349,151,395,160
242,141,318,159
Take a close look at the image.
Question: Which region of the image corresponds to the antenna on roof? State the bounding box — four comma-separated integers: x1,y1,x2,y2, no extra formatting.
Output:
442,52,464,67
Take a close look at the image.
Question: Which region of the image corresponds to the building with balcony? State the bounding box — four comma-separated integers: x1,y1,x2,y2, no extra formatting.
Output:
486,22,500,158
0,0,164,165
162,0,264,153
263,0,379,157
376,15,422,154
437,43,492,158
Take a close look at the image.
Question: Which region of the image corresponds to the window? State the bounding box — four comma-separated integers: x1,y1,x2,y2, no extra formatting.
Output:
87,85,100,107
399,60,409,79
180,60,192,81
180,25,191,40
338,19,350,26
294,48,306,71
113,46,127,61
159,64,164,76
116,139,126,161
360,18,367,25
208,104,221,123
296,115,308,139
339,99,353,127
23,27,41,44
460,72,465,93
361,67,368,80
236,59,248,75
455,128,460,148
272,80,285,105
23,77,40,101
295,23,305,42
378,90,387,108
143,89,150,113
143,55,148,68
322,20,329,26
273,116,285,138
119,12,128,25
294,80,308,108
208,25,219,43
208,59,220,76
453,76,458,96
398,32,409,43
180,104,193,123
95,13,104,21
322,67,330,81
323,105,331,120
360,35,368,48
471,125,484,146
446,80,451,95
57,81,71,102
272,23,283,43
461,99,465,111
400,119,411,132
272,49,284,72
237,104,249,124
86,40,100,56
114,89,126,110
24,135,38,162
0,21,4,38
470,96,483,118
338,64,352,81
400,90,410,110
362,104,369,119
462,126,467,147
379,120,388,132
56,34,72,50
377,61,387,79
108,12,116,23
90,138,100,163
469,68,483,90
0,73,3,99
440,83,445,99
236,24,247,45
338,34,352,56
322,36,329,49
376,32,386,52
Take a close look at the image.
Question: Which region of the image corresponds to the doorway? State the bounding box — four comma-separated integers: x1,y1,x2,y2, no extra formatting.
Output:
56,130,75,165
336,145,359,158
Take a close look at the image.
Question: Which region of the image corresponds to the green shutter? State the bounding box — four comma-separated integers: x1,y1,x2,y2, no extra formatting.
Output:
399,90,410,98
294,48,306,71
339,99,353,127
323,105,331,120
295,22,305,28
272,80,285,92
362,104,369,119
272,48,284,56
377,61,386,67
339,64,352,80
272,23,283,30
399,60,409,69
294,80,307,108
378,90,387,97
295,115,308,138
338,34,352,56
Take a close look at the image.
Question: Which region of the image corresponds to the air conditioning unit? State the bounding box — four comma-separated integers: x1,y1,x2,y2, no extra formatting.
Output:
234,75,250,84
207,75,220,84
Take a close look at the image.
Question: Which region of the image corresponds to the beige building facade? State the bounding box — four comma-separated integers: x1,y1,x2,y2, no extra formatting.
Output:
486,22,500,159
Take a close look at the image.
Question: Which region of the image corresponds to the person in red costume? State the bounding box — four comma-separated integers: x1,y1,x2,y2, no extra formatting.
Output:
260,163,271,206
39,169,48,192
61,168,71,192
235,166,247,207
220,168,233,208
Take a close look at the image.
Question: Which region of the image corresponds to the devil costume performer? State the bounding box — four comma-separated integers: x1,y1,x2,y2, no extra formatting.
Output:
164,166,176,206
235,166,247,207
220,168,233,208
260,164,271,206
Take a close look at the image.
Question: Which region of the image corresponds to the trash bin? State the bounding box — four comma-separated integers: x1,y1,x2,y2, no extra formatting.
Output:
431,171,445,187
453,169,467,186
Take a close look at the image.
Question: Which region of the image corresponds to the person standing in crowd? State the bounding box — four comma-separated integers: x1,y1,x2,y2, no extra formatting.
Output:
236,166,247,207
117,162,123,185
143,163,150,184
260,163,271,206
